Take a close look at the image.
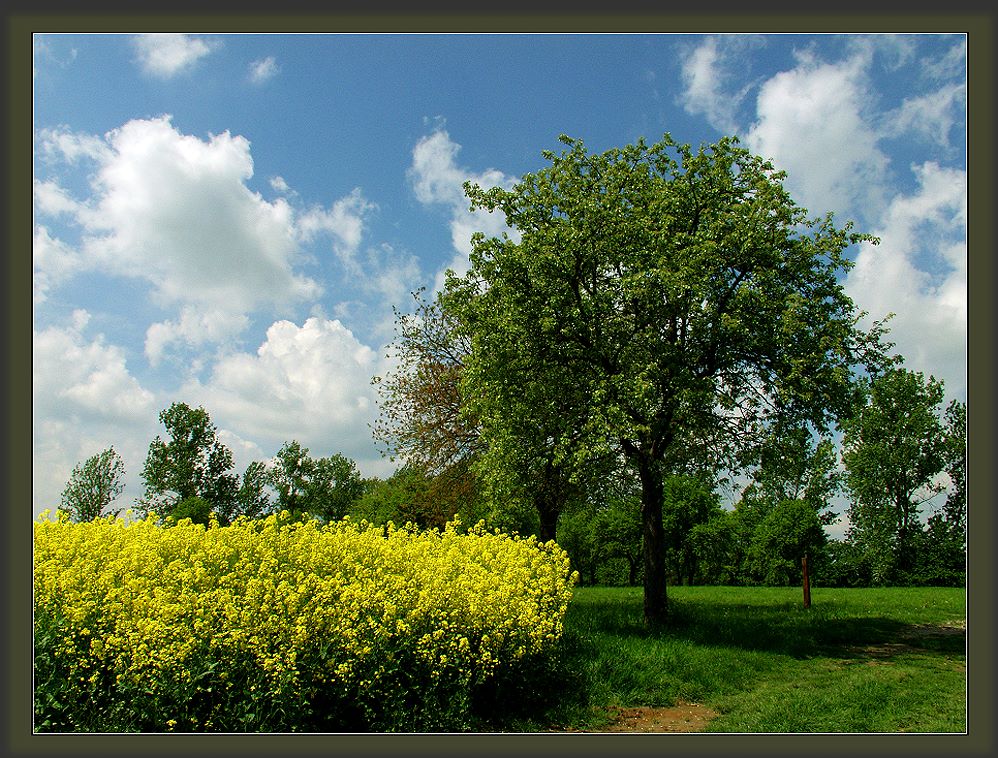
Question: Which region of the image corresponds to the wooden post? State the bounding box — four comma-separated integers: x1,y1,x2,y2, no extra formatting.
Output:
802,552,812,609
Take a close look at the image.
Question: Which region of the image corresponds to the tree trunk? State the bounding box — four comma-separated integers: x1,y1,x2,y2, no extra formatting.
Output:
534,458,562,544
536,494,559,544
638,456,668,627
627,556,639,586
802,552,812,609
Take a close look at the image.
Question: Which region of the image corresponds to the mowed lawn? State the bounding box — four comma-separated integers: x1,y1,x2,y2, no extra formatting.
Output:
501,585,966,733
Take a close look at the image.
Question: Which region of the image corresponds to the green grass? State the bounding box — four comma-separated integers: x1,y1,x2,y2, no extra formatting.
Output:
488,585,966,733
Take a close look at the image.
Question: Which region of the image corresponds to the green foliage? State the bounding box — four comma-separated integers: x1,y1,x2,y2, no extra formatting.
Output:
371,288,478,474
348,465,435,528
58,447,126,522
747,499,826,586
841,367,957,585
167,496,214,527
557,495,643,587
139,402,239,523
741,422,842,525
813,539,872,588
661,474,724,585
269,441,364,522
688,512,739,585
235,460,273,519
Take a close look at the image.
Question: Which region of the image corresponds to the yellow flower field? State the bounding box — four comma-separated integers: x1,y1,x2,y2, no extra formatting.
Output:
33,511,577,732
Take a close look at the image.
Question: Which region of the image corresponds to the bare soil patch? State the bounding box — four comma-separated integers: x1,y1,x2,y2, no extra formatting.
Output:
551,701,719,733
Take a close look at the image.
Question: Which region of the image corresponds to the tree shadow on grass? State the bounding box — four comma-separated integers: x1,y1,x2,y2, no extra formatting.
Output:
566,594,966,660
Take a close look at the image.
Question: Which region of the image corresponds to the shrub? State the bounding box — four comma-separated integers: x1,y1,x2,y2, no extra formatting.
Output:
33,510,577,732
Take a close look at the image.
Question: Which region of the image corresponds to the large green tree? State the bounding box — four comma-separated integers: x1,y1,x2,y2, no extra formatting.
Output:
59,446,126,522
840,367,955,584
445,134,890,625
140,403,239,523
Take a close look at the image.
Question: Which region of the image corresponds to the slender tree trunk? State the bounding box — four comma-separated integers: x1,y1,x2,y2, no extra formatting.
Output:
637,456,668,627
802,552,812,609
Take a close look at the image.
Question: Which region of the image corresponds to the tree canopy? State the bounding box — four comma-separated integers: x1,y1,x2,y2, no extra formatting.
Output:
269,440,365,522
443,133,891,625
59,446,127,522
140,402,239,523
841,367,961,584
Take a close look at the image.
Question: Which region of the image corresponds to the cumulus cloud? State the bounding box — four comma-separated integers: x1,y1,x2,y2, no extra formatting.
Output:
845,161,967,399
32,312,160,514
33,225,82,305
184,316,388,469
132,34,219,78
743,49,890,224
145,306,251,367
408,128,519,289
34,310,156,423
37,116,321,313
35,127,110,165
297,188,377,268
248,56,279,84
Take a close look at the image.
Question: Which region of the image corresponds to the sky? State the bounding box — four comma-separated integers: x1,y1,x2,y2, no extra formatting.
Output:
32,32,968,530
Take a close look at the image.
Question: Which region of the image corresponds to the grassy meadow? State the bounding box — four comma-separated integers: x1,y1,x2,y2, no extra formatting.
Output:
489,585,967,733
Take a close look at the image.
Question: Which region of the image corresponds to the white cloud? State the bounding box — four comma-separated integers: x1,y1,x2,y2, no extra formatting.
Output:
37,116,326,317
145,306,251,367
297,187,376,267
920,37,967,82
32,313,160,515
364,243,423,304
33,225,82,305
248,56,279,84
270,175,293,194
33,310,156,423
845,161,967,399
35,126,110,165
408,129,519,290
34,178,86,217
744,49,890,223
184,316,390,472
132,34,219,78
678,35,763,136
881,82,966,149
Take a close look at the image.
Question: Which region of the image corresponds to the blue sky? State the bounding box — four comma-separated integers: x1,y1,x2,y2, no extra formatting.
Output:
32,33,967,528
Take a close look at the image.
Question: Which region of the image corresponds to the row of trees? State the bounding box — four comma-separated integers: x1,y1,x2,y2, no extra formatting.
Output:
58,402,367,528
559,372,966,590
58,402,491,533
59,355,966,592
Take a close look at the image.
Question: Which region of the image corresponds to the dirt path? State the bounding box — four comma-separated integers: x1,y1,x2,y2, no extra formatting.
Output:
551,701,719,733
